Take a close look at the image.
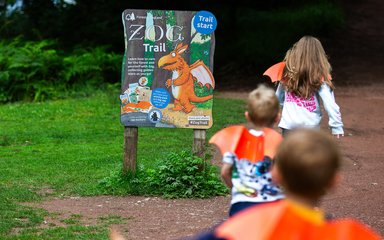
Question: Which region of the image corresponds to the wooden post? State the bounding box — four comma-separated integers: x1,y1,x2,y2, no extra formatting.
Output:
193,129,206,158
123,126,138,174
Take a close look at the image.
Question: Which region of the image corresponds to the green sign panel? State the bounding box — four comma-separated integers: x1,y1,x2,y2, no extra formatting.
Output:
120,9,217,129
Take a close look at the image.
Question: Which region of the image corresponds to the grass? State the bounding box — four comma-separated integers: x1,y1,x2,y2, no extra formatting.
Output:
0,89,246,238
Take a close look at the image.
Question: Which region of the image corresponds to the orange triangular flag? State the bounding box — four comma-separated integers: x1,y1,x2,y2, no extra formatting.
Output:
263,62,285,82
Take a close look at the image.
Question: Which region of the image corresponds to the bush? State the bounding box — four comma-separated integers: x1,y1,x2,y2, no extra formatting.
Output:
0,39,122,103
61,47,121,87
98,151,229,199
0,39,63,102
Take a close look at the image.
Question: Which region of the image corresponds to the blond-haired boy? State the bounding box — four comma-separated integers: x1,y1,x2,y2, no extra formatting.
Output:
218,84,284,217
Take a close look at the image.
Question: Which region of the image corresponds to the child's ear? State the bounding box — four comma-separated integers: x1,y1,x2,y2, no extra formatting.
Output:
271,165,283,185
327,173,342,193
274,111,281,125
245,111,251,122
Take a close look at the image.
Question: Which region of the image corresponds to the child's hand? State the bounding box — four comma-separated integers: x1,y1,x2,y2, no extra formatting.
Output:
109,227,126,240
333,134,344,139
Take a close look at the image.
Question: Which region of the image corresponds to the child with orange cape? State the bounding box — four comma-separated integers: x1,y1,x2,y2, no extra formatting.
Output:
191,129,381,240
210,85,284,217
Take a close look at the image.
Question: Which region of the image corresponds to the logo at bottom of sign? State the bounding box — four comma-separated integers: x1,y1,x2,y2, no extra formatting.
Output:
148,109,163,123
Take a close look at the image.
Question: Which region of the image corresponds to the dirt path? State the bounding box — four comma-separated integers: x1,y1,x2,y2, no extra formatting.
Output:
28,1,384,239
318,0,384,233
320,85,384,233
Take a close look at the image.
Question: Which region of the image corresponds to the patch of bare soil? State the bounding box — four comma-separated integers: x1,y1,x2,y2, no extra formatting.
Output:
26,0,384,239
26,196,230,240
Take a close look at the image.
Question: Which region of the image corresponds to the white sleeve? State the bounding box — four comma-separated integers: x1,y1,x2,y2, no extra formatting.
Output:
275,83,285,107
318,83,344,135
222,152,236,165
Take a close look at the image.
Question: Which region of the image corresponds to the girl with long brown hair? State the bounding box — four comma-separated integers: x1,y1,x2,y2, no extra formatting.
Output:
276,36,344,137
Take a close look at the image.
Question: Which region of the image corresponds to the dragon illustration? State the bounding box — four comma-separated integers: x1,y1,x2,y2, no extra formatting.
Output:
158,43,215,113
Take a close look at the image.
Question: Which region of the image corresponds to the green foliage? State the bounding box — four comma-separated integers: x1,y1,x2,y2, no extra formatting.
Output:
62,47,121,86
0,39,122,103
97,171,136,196
0,39,63,102
194,82,214,109
146,150,228,198
190,41,211,67
1,0,345,80
0,2,345,103
99,150,229,198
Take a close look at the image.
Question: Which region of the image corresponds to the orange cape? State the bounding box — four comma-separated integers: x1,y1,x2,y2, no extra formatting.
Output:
263,62,332,82
215,200,381,240
209,125,282,163
263,62,285,82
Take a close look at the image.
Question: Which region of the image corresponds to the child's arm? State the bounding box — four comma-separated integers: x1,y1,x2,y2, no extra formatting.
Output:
318,83,344,137
221,163,233,188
